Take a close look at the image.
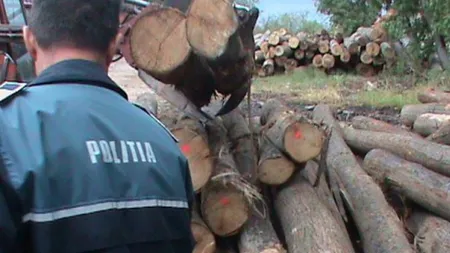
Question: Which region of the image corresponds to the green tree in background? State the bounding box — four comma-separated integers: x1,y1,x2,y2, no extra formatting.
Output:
254,11,325,34
315,0,380,35
315,0,450,71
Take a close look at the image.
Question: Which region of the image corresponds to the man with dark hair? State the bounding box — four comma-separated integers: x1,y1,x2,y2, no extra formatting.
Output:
0,0,195,252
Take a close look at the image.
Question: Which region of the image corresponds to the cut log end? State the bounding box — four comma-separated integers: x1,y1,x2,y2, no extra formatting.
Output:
313,54,323,68
186,0,239,59
171,118,213,192
284,122,324,162
130,7,191,83
202,187,249,236
258,157,295,185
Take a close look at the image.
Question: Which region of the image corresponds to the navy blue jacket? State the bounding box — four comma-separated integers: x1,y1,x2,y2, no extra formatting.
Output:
0,59,195,253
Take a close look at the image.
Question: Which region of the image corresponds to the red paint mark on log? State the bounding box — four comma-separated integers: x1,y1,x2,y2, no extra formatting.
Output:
220,197,230,206
181,144,191,154
295,130,303,139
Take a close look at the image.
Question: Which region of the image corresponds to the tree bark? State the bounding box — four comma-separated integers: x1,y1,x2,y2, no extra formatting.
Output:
257,130,296,185
312,104,414,253
221,108,257,183
418,88,450,104
344,36,359,54
406,211,450,253
400,103,450,127
380,42,396,59
238,198,286,253
192,202,216,253
170,115,213,192
427,120,450,145
357,27,382,41
201,119,251,236
300,160,347,231
413,113,450,136
342,126,450,177
260,99,325,163
274,44,293,57
274,170,355,253
351,116,421,138
363,149,450,221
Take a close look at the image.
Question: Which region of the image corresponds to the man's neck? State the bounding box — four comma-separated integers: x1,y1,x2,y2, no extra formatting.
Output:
35,47,109,75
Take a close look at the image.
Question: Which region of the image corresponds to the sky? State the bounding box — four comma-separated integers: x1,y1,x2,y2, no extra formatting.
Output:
255,0,330,25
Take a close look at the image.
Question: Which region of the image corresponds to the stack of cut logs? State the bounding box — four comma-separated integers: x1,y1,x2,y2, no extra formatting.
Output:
254,26,397,78
136,87,450,253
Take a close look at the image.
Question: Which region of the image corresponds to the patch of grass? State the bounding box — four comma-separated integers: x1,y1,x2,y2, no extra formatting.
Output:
252,67,449,108
351,90,419,108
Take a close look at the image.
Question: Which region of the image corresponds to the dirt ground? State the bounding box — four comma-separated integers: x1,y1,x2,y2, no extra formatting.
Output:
108,59,402,125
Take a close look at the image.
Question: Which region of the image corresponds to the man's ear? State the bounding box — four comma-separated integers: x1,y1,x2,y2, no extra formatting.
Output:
22,26,38,60
106,33,123,68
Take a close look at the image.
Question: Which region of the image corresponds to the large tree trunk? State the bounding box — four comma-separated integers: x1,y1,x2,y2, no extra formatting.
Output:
363,149,450,221
351,116,420,138
170,115,213,192
192,202,216,253
201,119,252,237
413,113,450,136
427,121,450,145
238,201,286,253
312,104,414,253
342,127,450,177
185,0,242,63
406,211,450,253
260,99,325,163
221,109,257,183
130,7,191,84
301,160,347,230
418,88,450,104
274,170,355,253
380,42,396,59
434,34,450,70
400,103,450,127
344,36,359,55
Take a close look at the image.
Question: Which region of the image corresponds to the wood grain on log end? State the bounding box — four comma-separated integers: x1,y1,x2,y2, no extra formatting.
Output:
171,117,213,192
186,0,239,59
202,186,249,236
130,7,191,83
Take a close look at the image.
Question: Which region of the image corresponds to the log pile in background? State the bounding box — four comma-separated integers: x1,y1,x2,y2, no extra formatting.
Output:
254,25,397,78
138,89,450,252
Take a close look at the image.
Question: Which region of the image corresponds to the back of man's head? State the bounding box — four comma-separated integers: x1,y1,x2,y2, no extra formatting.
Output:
28,0,122,54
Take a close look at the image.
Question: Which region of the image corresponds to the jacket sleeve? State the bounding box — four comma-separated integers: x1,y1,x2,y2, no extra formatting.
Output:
183,159,195,214
0,163,21,252
182,159,196,249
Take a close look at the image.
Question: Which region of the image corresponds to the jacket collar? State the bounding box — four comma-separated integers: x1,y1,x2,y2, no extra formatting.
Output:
28,59,129,100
